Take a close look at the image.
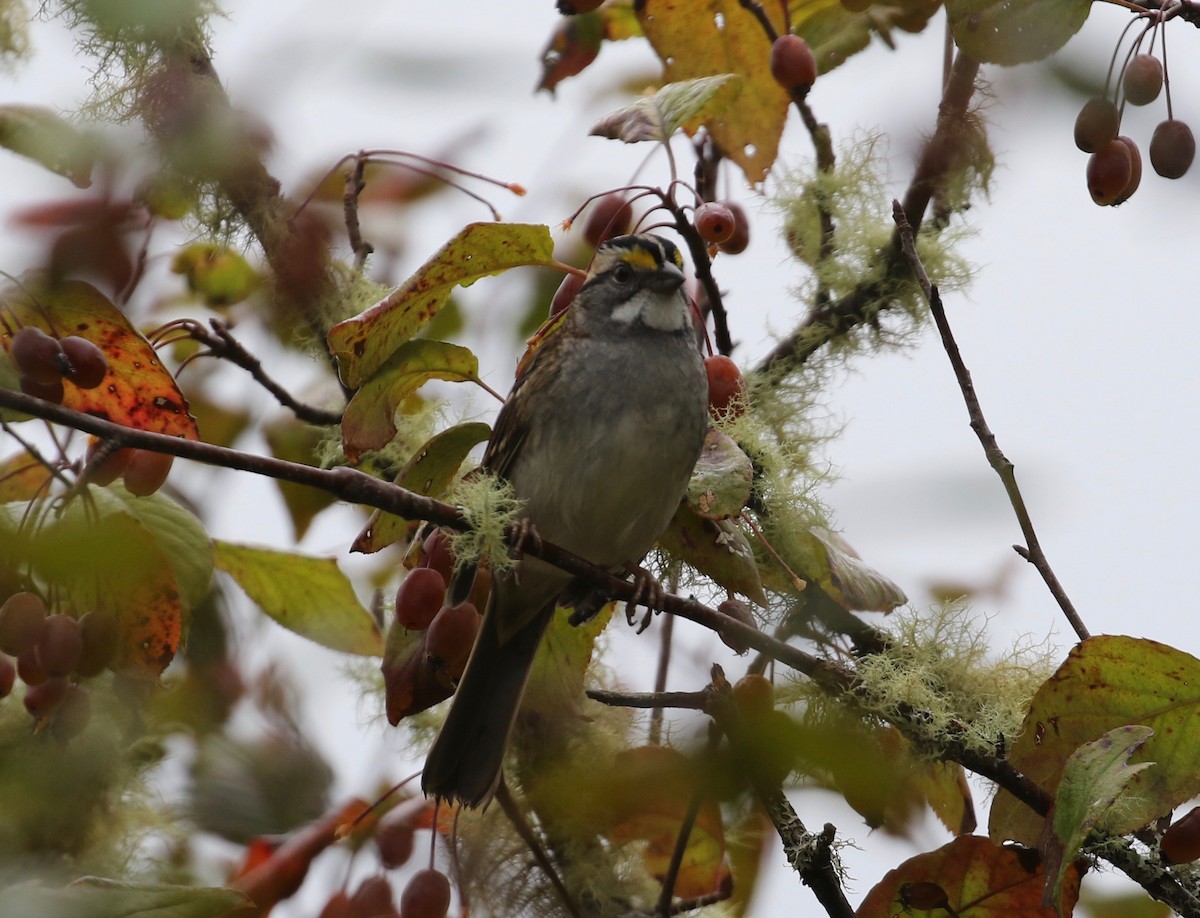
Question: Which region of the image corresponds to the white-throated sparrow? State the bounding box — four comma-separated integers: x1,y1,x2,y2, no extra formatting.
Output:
421,233,709,807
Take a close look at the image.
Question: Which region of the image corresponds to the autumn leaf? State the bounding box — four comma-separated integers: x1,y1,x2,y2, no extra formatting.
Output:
214,541,383,656
327,223,555,388
989,636,1200,848
28,491,188,676
857,834,1080,917
0,279,198,439
637,0,790,182
659,504,768,607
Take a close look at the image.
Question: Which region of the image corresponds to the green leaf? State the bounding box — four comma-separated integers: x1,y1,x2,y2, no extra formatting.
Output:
686,428,753,520
590,75,742,144
104,483,213,610
353,421,491,554
526,603,614,716
990,636,1200,847
341,339,481,461
946,0,1091,65
0,879,252,918
327,223,554,388
0,105,94,187
213,541,383,656
1045,725,1155,914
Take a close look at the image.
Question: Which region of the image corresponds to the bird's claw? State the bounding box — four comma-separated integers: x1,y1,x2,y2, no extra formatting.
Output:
625,564,664,633
507,518,542,560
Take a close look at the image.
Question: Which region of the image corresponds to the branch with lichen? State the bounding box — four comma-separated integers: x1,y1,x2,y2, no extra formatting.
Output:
755,50,983,376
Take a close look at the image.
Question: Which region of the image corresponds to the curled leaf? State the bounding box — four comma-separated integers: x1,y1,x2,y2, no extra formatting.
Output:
354,421,491,553
340,340,481,461
591,75,741,145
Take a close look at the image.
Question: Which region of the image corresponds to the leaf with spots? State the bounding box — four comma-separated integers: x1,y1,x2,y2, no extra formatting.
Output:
989,636,1200,848
353,421,491,553
26,493,185,676
213,541,383,657
659,504,768,607
685,427,752,520
858,834,1080,917
341,340,482,462
636,0,790,183
0,279,198,439
327,223,555,388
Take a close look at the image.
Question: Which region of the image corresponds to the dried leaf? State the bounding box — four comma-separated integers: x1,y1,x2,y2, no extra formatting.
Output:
858,835,1079,917
637,0,789,182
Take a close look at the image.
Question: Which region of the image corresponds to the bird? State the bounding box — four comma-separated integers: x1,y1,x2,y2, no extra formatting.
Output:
421,233,709,807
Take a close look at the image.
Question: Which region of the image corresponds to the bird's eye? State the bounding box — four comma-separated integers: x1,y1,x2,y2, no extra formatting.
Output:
612,263,634,285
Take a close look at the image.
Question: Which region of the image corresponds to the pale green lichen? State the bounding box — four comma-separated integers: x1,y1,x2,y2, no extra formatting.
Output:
446,471,524,576
774,133,976,366
851,602,1056,757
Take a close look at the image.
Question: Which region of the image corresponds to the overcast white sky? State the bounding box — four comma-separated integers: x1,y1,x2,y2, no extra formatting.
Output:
3,1,1198,913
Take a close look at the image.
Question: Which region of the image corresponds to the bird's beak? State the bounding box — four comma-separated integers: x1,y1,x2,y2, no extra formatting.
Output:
648,261,686,293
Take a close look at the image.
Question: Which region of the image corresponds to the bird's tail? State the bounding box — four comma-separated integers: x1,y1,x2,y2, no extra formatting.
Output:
421,597,555,807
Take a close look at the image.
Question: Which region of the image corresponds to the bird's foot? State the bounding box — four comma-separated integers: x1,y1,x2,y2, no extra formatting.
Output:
625,563,665,634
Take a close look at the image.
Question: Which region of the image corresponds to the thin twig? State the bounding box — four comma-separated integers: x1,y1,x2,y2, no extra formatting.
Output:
890,201,1089,642
655,728,718,916
344,153,373,271
649,581,676,746
495,782,582,918
193,319,344,426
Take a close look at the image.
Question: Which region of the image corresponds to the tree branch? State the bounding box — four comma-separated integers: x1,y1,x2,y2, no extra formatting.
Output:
755,50,982,375
889,201,1089,642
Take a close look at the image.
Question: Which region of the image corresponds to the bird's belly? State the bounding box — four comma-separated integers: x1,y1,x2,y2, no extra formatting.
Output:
510,398,704,568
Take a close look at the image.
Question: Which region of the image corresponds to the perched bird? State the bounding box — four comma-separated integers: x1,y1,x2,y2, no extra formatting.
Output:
421,233,709,807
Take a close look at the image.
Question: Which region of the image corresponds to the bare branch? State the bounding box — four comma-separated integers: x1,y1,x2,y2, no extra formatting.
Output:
890,201,1089,642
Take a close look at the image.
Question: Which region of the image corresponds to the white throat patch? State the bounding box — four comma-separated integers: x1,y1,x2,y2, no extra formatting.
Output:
610,289,688,331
